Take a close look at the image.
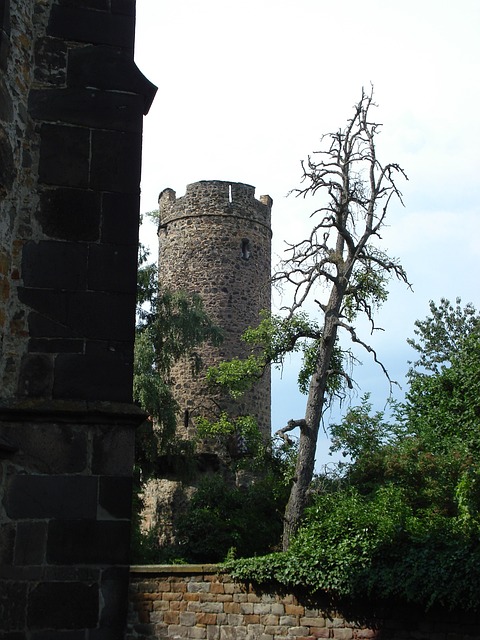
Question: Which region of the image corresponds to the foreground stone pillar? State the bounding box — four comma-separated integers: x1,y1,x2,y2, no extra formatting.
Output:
0,1,156,636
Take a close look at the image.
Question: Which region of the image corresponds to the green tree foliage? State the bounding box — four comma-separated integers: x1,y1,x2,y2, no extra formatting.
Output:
225,300,480,611
134,241,223,471
133,238,295,564
209,89,410,548
407,297,478,374
207,311,347,400
132,437,296,564
175,469,289,563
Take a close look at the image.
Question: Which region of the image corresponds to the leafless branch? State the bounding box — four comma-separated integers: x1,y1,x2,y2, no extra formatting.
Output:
336,318,399,393
275,419,307,445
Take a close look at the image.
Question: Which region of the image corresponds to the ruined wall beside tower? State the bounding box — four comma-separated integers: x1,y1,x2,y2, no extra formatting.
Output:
158,180,272,441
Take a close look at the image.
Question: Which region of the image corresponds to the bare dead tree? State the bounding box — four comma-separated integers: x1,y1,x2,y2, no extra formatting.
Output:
276,87,411,549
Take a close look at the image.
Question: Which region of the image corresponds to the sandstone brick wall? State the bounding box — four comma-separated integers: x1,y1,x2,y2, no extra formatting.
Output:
128,567,480,640
158,181,272,441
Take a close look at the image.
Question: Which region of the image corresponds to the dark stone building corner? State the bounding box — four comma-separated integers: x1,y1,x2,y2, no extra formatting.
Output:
0,0,157,637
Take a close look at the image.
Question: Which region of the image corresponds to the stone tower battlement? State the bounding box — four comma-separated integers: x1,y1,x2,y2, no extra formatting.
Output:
157,180,272,441
159,180,272,229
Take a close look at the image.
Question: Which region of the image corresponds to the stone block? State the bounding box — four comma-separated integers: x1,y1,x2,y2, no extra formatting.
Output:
0,422,88,474
28,337,84,353
301,617,325,627
14,521,47,565
260,615,278,626
27,582,98,630
100,192,140,245
39,124,90,188
29,88,144,132
88,629,128,640
98,566,130,632
111,0,136,16
68,44,157,101
48,5,134,50
87,243,138,294
4,475,98,519
332,629,353,640
98,476,133,519
164,611,180,625
224,603,241,614
198,603,223,614
0,581,27,632
206,625,220,640
196,613,217,625
64,291,136,341
354,630,379,639
22,240,88,290
0,22,10,75
0,126,15,195
131,623,156,637
90,130,141,194
28,312,75,339
92,425,136,476
34,36,67,86
0,523,15,565
270,603,284,615
254,604,273,616
0,2,10,39
53,349,133,402
18,288,69,326
0,564,43,582
309,628,330,638
188,582,211,593
240,604,253,615
57,0,109,9
286,605,304,616
166,625,187,638
36,187,101,241
42,566,98,583
47,520,131,565
31,631,86,639
287,627,309,637
17,353,54,397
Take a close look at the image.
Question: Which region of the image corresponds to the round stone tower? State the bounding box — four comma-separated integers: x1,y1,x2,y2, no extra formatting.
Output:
158,180,272,442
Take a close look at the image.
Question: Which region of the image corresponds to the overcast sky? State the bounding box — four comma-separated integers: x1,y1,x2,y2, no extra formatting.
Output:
134,0,480,470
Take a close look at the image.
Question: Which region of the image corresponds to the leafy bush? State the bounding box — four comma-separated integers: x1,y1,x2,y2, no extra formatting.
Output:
226,484,480,611
225,300,480,612
173,474,287,562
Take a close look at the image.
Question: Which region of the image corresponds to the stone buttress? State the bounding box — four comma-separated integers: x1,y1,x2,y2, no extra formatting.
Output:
0,1,156,636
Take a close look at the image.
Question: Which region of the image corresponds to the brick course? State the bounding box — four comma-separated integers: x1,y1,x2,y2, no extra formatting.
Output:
128,566,480,640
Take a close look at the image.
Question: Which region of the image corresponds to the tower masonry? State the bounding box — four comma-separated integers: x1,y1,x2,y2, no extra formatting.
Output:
158,180,272,442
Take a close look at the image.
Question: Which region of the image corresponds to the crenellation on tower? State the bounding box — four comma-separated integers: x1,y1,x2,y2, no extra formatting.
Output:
159,180,272,230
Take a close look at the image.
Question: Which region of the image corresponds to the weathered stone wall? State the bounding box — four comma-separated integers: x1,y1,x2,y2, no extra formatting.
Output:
158,180,272,441
1,0,156,401
0,0,156,636
128,567,480,640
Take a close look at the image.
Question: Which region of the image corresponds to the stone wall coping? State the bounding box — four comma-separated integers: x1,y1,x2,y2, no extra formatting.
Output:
0,399,147,425
130,564,219,575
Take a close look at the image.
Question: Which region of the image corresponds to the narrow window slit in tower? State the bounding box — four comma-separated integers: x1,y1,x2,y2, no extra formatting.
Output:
228,184,233,203
241,238,251,260
184,409,189,429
